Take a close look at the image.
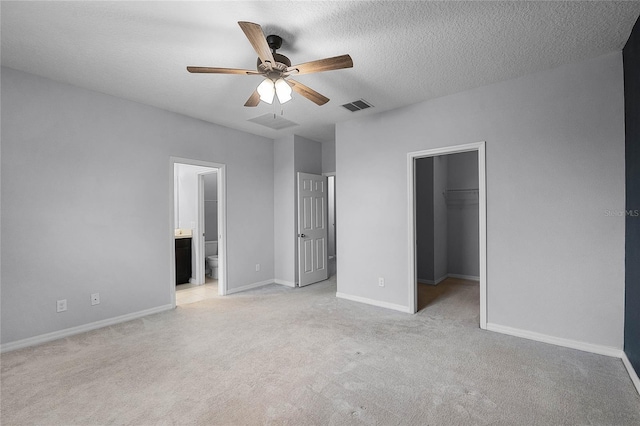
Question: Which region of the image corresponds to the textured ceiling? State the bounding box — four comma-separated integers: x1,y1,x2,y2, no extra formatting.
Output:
2,1,639,143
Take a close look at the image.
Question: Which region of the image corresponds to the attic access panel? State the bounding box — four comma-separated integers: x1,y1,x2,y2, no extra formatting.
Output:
248,113,299,130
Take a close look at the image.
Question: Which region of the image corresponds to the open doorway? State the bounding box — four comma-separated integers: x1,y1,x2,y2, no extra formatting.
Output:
170,157,227,307
408,142,487,328
326,173,336,277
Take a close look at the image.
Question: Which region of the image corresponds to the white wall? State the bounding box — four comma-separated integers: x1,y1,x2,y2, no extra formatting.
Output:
203,172,218,242
336,52,625,348
1,67,275,344
175,163,212,231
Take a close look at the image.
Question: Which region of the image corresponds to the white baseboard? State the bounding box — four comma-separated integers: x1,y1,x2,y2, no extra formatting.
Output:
434,274,449,284
1,304,174,353
622,352,640,395
487,323,640,396
448,273,480,281
418,274,478,285
274,279,296,288
417,276,447,285
336,292,412,313
226,279,274,295
486,323,622,358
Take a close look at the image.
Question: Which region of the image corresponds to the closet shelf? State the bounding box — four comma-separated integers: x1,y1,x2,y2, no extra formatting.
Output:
443,188,478,205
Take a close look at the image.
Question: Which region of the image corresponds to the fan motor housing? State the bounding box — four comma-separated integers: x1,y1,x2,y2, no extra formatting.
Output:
257,52,291,73
256,34,291,72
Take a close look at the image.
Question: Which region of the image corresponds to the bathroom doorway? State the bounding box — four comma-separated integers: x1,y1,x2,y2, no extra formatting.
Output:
170,157,227,307
407,142,487,328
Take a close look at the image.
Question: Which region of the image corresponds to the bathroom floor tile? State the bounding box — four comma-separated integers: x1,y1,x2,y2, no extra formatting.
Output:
176,279,217,306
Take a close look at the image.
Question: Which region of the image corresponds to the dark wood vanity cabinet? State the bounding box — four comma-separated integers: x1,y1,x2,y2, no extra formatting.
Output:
175,237,192,285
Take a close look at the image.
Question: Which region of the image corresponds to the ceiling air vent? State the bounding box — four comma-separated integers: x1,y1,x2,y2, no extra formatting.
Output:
248,113,299,130
341,99,373,112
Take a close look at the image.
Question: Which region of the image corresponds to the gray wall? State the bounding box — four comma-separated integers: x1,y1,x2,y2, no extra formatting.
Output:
336,52,625,348
1,67,275,344
295,136,323,176
415,158,435,282
447,151,479,278
433,156,448,282
273,135,322,286
322,140,336,174
273,136,296,285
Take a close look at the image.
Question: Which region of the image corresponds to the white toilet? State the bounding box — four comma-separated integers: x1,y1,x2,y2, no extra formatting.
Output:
205,241,219,279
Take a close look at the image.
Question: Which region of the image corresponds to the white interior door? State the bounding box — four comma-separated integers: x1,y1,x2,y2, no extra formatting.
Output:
297,172,329,286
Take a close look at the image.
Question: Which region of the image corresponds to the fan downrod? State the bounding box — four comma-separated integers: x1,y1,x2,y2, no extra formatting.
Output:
266,34,283,52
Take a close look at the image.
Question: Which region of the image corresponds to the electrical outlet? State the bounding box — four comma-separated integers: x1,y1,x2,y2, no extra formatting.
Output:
378,277,385,287
56,299,67,313
255,263,260,272
91,293,100,306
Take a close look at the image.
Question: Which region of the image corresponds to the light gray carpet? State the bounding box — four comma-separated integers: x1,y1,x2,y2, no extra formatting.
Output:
1,276,639,425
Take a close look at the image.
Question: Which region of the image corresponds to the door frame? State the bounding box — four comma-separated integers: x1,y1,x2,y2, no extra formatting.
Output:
407,141,487,328
170,157,227,308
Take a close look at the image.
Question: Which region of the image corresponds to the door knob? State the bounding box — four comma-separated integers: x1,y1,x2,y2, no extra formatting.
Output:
299,234,306,238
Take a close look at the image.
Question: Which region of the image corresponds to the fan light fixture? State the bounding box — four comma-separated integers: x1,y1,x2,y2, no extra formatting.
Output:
257,79,275,104
257,78,292,104
274,78,292,103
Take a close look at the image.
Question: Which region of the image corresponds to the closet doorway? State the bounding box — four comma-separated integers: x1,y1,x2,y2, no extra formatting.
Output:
407,142,487,328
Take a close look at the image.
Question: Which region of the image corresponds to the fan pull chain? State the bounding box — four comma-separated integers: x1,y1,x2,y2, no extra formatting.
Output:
271,104,285,120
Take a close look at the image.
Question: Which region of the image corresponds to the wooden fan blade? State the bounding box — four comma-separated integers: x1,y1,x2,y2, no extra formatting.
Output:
238,21,275,66
244,90,260,107
287,54,353,76
187,66,260,75
288,79,329,106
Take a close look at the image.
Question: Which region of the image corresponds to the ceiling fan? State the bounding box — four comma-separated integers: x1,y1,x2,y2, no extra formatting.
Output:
187,21,353,107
